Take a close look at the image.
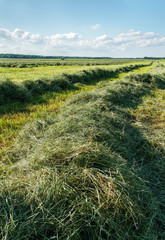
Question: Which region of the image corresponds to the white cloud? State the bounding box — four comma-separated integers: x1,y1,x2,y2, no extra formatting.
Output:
12,28,27,39
51,32,81,40
0,28,12,40
50,32,81,47
0,28,165,56
137,37,165,47
95,35,110,41
0,28,44,43
0,43,4,48
90,24,101,30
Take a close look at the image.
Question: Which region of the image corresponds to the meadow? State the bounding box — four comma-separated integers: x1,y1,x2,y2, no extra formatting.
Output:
0,60,151,155
0,58,150,82
0,57,149,68
0,59,164,240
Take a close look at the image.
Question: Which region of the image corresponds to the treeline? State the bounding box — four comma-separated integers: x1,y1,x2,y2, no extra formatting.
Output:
1,53,164,60
144,56,165,60
0,54,113,59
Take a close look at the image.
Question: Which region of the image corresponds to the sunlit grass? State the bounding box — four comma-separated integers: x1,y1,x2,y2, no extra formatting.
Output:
0,65,102,82
0,61,151,82
0,63,153,158
132,88,165,151
0,70,132,157
0,63,164,239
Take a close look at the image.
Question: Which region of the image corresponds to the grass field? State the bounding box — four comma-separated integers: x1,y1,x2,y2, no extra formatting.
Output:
0,59,151,82
0,58,150,68
0,61,152,156
0,59,164,240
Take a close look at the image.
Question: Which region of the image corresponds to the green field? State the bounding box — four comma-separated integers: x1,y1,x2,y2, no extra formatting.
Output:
0,60,152,153
0,59,164,240
0,64,131,82
0,57,150,67
0,58,150,82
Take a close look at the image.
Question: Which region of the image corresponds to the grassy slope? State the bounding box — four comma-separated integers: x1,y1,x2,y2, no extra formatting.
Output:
0,63,152,157
0,63,164,239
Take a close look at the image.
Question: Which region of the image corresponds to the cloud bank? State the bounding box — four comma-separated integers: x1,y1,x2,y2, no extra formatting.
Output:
0,28,165,57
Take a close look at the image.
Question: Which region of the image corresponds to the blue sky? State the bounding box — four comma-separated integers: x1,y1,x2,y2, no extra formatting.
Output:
0,0,165,57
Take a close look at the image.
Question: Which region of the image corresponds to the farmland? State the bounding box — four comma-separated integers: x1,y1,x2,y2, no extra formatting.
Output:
0,59,164,240
0,58,150,82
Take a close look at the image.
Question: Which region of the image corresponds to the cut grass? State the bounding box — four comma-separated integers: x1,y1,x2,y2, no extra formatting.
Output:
0,61,150,82
0,63,152,158
0,58,151,69
0,63,152,104
132,88,165,152
0,65,107,82
0,63,164,239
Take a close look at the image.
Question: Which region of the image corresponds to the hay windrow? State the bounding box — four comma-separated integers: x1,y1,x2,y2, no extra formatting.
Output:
0,63,164,239
0,62,151,104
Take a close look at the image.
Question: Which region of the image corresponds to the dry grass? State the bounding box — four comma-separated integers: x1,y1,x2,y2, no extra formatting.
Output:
0,62,164,240
0,63,152,158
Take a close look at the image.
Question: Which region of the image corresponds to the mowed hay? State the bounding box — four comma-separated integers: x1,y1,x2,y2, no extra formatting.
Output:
0,69,164,239
0,63,151,104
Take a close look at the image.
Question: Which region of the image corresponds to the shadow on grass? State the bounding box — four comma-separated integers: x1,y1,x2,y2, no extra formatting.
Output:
1,66,164,240
0,73,120,116
0,62,151,116
90,76,165,238
55,72,164,238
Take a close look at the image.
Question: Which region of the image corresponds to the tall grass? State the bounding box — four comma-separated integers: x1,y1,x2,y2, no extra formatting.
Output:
0,63,164,239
